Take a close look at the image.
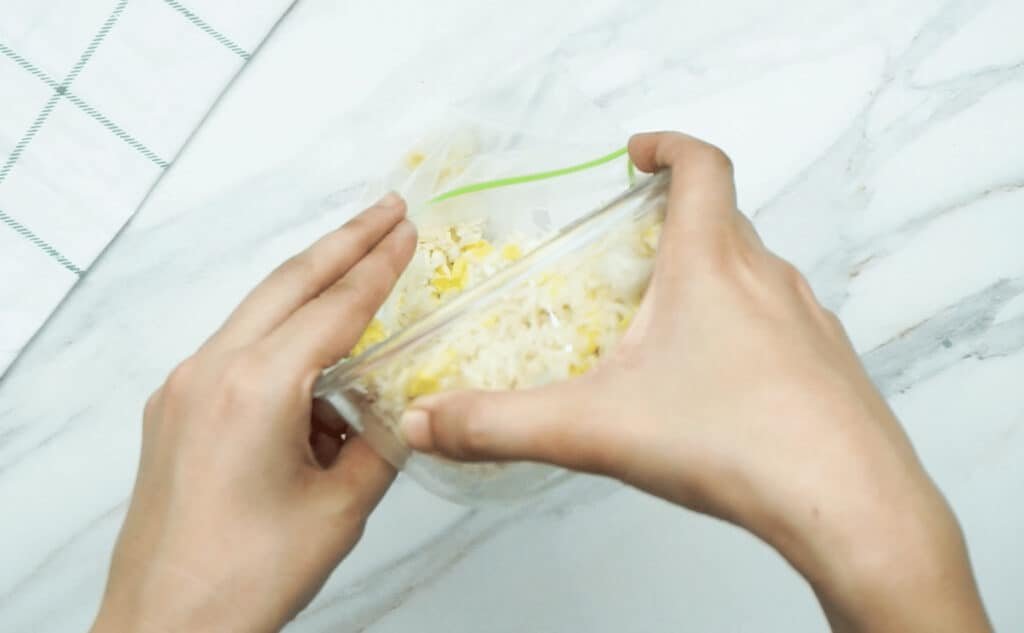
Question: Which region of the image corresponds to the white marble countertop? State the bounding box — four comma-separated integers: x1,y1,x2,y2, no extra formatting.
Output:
2,0,1023,630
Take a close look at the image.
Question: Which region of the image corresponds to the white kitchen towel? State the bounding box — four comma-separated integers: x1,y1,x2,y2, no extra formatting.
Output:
0,0,294,376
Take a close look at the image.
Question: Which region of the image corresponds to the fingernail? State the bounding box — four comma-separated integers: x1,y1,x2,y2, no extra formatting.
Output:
400,409,434,452
378,191,403,209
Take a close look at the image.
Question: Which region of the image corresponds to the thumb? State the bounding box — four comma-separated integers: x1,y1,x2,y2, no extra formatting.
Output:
399,381,612,471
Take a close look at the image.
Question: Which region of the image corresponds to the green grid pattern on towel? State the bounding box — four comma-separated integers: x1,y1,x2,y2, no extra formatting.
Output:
163,0,252,60
0,208,82,275
0,43,169,168
0,0,254,275
0,1,128,188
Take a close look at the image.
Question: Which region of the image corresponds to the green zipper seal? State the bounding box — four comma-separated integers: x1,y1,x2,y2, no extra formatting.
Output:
428,145,635,204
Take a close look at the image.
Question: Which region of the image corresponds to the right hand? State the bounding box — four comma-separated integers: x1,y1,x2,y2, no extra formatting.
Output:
400,132,991,632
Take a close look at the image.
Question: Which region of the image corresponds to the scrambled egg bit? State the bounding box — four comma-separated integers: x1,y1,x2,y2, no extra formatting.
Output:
406,348,459,399
430,239,494,297
350,211,659,408
348,222,535,399
351,318,388,357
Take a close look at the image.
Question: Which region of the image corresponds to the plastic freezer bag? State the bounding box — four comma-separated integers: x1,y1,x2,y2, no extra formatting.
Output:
313,62,667,504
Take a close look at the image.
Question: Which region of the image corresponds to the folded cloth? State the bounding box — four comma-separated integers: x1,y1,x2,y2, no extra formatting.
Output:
0,0,294,377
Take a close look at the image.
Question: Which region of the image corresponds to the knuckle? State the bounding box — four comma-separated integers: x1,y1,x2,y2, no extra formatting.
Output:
538,416,579,461
279,253,313,278
574,433,618,475
459,418,494,458
657,132,695,164
340,212,368,234
332,507,369,539
317,489,366,530
454,400,494,457
277,253,321,291
143,392,161,418
707,239,741,274
342,206,401,255
549,398,610,470
383,235,413,275
326,273,385,317
695,142,734,174
362,239,407,284
681,238,738,282
344,516,369,541
163,356,198,397
820,308,847,335
339,215,376,251
218,352,269,405
377,250,406,283
775,258,808,289
320,276,362,309
142,391,163,429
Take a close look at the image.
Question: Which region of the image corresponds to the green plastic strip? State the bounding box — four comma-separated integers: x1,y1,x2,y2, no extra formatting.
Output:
428,146,633,204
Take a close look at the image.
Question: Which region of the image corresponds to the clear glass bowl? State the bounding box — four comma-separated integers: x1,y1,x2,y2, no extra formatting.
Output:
314,171,669,505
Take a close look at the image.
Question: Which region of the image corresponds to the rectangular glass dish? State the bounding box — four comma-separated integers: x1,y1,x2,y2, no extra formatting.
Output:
314,171,670,504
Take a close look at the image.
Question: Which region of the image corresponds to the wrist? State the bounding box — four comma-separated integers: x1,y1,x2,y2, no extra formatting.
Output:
91,590,254,633
761,482,990,632
93,553,279,633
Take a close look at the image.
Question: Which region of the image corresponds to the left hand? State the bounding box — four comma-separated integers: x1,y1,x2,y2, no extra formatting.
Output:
91,193,416,633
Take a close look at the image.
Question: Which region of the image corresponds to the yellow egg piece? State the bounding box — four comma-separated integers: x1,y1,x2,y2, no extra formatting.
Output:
642,222,662,255
577,322,601,357
351,318,388,357
404,151,426,170
405,349,459,399
461,240,494,259
430,256,471,296
618,306,637,331
481,313,500,329
544,272,566,297
450,257,469,287
406,373,441,399
502,243,522,261
569,358,593,377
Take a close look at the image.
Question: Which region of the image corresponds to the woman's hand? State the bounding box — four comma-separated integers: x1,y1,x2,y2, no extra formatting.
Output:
400,132,991,632
91,194,416,633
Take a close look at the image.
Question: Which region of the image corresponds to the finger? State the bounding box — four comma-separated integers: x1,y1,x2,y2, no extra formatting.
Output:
314,436,396,512
205,193,408,351
266,218,417,373
399,381,617,473
628,131,738,248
